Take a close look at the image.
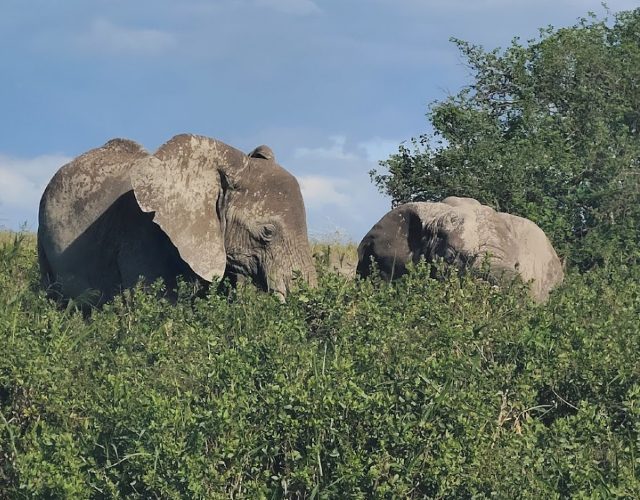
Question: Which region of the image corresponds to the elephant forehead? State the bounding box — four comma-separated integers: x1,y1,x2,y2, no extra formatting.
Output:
410,202,474,234
234,192,303,224
410,202,510,254
463,206,502,249
238,170,305,212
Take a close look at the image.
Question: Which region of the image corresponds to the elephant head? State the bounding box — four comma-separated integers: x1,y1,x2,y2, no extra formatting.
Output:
38,134,316,306
356,196,563,303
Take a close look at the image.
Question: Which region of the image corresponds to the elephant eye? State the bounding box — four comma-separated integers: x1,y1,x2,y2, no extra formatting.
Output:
259,223,277,243
444,246,457,264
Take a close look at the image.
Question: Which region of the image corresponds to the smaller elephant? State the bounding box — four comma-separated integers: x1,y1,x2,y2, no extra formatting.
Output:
356,197,564,303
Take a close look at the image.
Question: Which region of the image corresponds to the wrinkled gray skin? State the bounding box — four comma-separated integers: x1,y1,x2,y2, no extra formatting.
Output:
357,197,564,303
38,134,317,307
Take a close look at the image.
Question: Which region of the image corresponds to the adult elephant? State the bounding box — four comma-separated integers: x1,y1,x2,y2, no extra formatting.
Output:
38,134,317,307
356,197,563,303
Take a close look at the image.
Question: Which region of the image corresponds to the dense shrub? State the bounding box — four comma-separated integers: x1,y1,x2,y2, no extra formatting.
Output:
1,236,640,498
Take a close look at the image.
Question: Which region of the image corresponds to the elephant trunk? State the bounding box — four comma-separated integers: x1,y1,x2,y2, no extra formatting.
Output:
266,240,317,298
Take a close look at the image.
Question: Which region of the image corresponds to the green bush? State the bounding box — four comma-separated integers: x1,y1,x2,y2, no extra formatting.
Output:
1,236,640,499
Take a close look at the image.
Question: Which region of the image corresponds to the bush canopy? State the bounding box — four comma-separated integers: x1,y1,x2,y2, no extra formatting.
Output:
2,232,640,498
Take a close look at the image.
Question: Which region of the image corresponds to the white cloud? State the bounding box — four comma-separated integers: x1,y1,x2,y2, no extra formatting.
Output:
73,19,176,56
298,175,351,209
254,0,321,16
298,173,385,243
275,133,393,240
0,154,70,229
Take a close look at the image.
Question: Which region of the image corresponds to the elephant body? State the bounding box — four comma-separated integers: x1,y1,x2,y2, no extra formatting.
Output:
356,197,563,303
38,134,317,306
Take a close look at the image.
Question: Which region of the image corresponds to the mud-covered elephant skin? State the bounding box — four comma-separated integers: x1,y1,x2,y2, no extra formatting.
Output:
38,134,317,307
356,197,564,303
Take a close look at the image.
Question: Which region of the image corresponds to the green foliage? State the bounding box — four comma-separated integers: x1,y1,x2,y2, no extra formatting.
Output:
372,7,640,271
2,235,640,498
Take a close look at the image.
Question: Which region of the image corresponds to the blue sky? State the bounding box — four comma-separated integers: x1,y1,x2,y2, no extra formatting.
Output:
0,0,635,241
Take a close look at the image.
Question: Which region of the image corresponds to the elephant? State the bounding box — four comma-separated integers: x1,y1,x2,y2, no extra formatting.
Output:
356,197,564,303
37,133,317,307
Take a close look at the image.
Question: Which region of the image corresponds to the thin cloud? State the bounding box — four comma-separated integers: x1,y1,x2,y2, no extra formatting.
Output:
73,19,176,56
305,32,454,69
280,133,393,240
340,0,632,10
254,0,321,16
294,136,360,161
357,137,402,163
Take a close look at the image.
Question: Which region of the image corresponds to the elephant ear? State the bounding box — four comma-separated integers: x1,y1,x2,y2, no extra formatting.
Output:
129,134,227,282
247,145,275,161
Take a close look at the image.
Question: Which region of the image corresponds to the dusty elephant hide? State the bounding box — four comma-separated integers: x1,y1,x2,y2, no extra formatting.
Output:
38,134,317,308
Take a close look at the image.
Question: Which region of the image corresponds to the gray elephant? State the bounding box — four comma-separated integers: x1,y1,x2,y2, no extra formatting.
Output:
38,133,317,307
356,197,564,303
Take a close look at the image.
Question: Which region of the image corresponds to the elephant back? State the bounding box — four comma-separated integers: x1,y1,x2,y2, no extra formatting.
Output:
39,138,148,253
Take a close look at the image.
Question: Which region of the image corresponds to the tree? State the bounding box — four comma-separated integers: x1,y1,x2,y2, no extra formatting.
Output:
372,8,640,270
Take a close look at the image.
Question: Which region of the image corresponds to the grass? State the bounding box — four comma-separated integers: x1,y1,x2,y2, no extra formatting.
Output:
9,228,361,276
311,241,359,276
0,230,36,245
